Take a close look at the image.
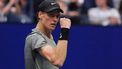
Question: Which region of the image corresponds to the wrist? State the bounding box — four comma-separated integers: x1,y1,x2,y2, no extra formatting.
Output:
59,28,69,40
9,1,15,5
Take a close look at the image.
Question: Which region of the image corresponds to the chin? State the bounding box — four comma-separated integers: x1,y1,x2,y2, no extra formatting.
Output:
50,27,56,31
50,28,55,31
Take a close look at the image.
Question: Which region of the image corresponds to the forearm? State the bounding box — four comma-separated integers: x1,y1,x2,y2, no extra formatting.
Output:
54,40,68,66
54,18,71,66
2,1,15,15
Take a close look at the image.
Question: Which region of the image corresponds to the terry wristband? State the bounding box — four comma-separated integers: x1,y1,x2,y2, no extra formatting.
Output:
59,28,69,40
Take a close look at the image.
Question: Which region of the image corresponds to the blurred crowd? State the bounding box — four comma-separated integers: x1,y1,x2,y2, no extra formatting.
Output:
0,0,33,23
0,0,122,26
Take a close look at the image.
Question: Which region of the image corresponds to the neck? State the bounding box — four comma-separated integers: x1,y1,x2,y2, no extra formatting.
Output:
99,5,108,10
36,22,52,39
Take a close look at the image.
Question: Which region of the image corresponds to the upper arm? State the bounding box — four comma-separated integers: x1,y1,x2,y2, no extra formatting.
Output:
29,34,56,63
37,45,56,63
37,44,63,67
30,34,62,67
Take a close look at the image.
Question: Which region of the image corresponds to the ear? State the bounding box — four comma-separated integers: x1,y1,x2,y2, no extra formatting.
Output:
38,11,44,19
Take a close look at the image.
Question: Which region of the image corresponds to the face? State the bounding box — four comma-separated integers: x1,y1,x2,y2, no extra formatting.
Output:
0,0,4,9
38,11,60,31
96,0,107,7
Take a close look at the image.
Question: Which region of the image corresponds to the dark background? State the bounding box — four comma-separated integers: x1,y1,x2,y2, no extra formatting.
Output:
0,24,122,69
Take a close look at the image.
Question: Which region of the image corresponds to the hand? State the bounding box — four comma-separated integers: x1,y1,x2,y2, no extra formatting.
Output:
108,17,118,25
60,18,71,29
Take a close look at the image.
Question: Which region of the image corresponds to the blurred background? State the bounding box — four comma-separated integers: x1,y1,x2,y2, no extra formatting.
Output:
0,0,122,69
0,0,122,26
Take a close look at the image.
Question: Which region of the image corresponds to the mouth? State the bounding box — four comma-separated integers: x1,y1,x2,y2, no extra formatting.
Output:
50,23,57,29
51,23,57,26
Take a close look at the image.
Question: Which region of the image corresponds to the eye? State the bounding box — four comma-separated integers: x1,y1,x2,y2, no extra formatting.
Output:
55,14,60,18
48,14,60,18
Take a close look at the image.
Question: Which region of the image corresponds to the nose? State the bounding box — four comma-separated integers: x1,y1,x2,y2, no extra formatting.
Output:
53,16,59,22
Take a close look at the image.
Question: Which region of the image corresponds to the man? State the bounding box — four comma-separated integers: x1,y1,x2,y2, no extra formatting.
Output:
0,0,17,22
88,0,121,26
24,0,71,69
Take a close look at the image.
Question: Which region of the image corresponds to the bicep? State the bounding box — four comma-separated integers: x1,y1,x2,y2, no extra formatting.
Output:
37,44,56,63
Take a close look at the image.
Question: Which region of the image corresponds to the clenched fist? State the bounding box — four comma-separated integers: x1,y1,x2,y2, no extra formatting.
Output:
60,18,71,29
